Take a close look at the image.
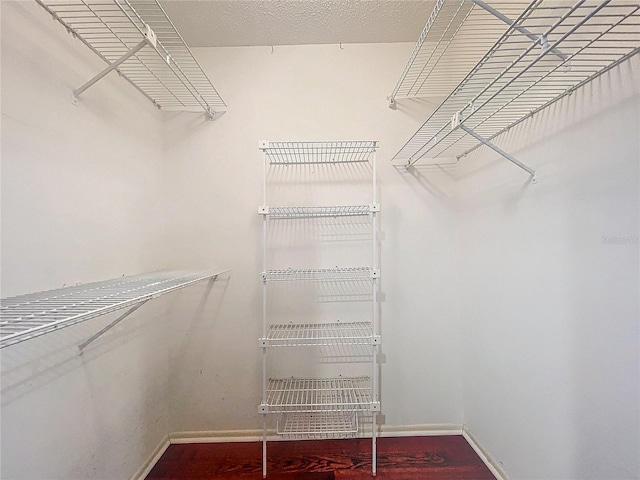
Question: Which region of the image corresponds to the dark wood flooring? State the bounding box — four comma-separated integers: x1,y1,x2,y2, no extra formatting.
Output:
146,436,496,479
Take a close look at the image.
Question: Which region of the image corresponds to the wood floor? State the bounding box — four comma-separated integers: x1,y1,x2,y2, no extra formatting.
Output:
146,435,496,479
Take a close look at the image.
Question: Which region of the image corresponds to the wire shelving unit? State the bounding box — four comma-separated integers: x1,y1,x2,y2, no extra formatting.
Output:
391,0,640,179
265,322,375,347
0,270,226,350
263,268,376,282
276,411,359,439
258,140,381,477
35,0,226,117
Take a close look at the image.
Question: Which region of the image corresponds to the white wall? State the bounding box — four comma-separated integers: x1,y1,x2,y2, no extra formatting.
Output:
162,43,464,434
1,2,171,478
457,58,640,479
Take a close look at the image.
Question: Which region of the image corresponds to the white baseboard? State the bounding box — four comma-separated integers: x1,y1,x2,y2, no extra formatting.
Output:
130,434,170,480
462,424,509,480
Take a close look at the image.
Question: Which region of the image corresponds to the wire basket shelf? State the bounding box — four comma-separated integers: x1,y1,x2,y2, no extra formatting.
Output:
36,0,226,112
276,411,358,439
264,267,374,282
267,322,373,347
262,141,377,164
0,270,223,348
267,205,372,218
393,0,640,165
266,376,373,413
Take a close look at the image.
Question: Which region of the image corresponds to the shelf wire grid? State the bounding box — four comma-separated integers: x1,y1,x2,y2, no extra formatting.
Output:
0,270,223,348
264,267,373,282
277,411,358,439
390,0,531,99
268,205,372,218
263,141,377,165
36,0,226,111
393,0,640,165
267,321,373,347
266,376,373,413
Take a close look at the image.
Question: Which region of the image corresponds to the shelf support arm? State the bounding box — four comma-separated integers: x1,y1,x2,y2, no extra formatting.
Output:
73,25,157,102
470,0,568,62
78,299,149,354
459,124,537,183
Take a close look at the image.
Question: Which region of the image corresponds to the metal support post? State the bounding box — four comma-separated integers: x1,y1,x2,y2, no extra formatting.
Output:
78,299,149,353
470,0,568,62
459,124,537,183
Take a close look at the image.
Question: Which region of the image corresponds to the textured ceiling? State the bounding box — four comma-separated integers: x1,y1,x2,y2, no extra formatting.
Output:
159,1,434,47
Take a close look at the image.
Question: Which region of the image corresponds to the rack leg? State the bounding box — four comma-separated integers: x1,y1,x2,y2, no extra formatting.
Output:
372,411,377,476
262,417,267,478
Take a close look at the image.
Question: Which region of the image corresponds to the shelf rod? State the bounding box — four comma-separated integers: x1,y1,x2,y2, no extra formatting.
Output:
470,0,568,62
73,37,149,101
459,123,537,182
78,299,149,353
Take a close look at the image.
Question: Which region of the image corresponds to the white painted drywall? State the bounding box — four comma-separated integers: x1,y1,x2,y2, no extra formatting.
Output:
161,43,464,433
1,2,171,478
457,58,640,479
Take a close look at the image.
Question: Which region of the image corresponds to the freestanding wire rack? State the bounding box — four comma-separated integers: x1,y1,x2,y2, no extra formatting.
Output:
391,0,640,179
258,141,381,478
35,0,226,117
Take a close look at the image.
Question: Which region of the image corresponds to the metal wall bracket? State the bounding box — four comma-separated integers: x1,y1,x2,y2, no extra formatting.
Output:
372,335,381,346
387,96,396,109
459,124,537,183
470,0,568,62
259,140,270,150
78,299,149,354
370,402,381,412
72,25,156,104
258,404,269,414
258,206,269,215
369,204,380,213
371,269,381,279
259,338,268,348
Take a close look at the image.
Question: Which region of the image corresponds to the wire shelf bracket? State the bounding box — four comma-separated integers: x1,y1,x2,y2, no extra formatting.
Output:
392,0,640,180
36,0,226,119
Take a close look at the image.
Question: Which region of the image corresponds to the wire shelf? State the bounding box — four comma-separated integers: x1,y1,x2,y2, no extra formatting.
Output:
264,267,374,282
262,141,377,164
393,0,640,165
0,270,225,349
266,376,373,413
267,205,372,218
36,0,226,112
390,0,531,100
277,411,358,439
267,322,373,347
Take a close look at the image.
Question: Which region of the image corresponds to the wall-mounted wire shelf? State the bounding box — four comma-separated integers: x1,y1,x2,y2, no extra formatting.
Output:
264,376,373,413
265,322,374,347
393,0,640,173
36,0,226,116
262,205,374,218
276,411,358,439
263,267,376,282
0,270,225,349
260,141,378,164
389,0,531,102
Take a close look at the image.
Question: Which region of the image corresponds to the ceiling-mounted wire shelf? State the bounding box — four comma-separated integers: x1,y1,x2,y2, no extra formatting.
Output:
389,0,531,102
277,411,359,439
260,141,378,165
265,322,374,347
263,267,377,282
393,0,640,170
263,205,374,218
0,270,226,349
36,0,226,116
265,376,373,413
